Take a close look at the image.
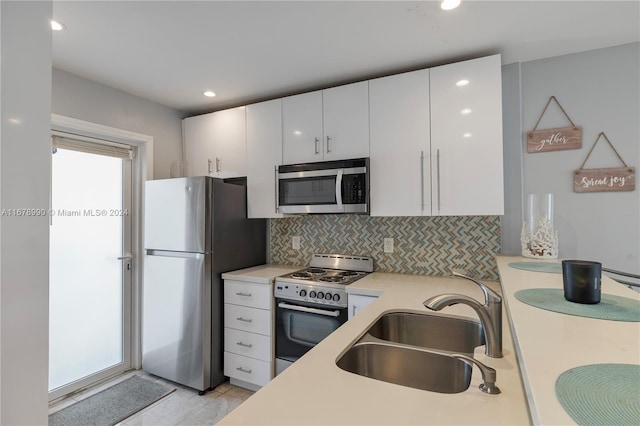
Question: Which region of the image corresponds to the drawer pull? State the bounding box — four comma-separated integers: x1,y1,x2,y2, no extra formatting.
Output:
236,366,252,374
236,317,253,323
235,292,252,297
236,341,253,348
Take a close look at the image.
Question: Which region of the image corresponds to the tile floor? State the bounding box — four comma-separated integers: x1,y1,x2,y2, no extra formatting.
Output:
48,370,254,425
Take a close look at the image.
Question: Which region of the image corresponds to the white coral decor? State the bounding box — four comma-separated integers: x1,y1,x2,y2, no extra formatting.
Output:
521,218,558,259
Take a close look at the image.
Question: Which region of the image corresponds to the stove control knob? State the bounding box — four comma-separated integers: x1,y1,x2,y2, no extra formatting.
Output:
317,291,324,299
324,293,333,300
309,291,317,298
299,289,307,297
333,294,341,302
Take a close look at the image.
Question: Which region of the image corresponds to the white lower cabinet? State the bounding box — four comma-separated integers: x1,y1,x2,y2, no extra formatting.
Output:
223,352,272,388
348,294,378,319
223,280,273,390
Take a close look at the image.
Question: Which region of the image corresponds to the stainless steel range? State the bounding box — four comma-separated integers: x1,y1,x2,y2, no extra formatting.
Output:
274,254,374,375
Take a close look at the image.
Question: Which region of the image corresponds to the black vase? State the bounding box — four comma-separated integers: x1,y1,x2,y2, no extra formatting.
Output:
562,260,602,304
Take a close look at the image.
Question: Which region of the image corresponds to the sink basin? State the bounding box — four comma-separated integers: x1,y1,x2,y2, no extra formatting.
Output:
366,311,485,354
336,342,472,393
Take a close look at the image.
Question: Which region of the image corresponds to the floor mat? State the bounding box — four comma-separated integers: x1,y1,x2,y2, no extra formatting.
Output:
49,375,176,426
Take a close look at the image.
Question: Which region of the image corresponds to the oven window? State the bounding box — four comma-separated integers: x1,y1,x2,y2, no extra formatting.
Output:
282,310,341,347
279,176,336,205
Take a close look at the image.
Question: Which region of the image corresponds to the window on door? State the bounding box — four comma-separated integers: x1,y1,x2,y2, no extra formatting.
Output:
48,133,134,399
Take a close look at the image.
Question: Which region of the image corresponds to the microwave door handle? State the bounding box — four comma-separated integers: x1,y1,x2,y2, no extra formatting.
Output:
335,169,344,211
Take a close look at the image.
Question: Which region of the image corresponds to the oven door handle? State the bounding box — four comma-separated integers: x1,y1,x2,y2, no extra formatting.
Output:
278,302,341,317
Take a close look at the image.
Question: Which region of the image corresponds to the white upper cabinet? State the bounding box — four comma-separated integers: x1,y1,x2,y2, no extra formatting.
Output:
429,54,504,216
246,99,283,219
322,81,370,161
183,106,247,178
282,82,369,164
369,69,431,217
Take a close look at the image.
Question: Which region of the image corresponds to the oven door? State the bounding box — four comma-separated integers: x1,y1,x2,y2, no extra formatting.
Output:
277,159,369,214
275,299,347,374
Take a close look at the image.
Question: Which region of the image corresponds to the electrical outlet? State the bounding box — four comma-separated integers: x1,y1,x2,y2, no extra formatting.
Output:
292,236,301,250
384,238,394,253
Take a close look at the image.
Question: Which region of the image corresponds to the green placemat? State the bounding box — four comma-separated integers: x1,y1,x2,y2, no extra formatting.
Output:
514,288,640,321
508,261,561,274
555,364,640,426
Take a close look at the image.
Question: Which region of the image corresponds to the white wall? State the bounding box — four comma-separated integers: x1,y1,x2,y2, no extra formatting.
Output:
1,1,52,424
502,43,639,274
52,68,185,179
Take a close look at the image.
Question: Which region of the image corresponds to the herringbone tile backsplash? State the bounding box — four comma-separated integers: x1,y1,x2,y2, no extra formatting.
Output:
269,215,501,280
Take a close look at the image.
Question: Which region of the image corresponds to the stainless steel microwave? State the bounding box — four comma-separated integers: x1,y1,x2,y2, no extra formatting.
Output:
277,158,369,214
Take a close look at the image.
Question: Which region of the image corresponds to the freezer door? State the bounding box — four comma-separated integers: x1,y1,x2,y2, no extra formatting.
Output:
142,251,211,391
144,177,210,253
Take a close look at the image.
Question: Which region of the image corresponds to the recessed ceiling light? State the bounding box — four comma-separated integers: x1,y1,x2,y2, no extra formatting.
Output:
51,20,66,31
203,91,216,97
461,108,472,115
441,0,461,11
456,79,470,87
293,130,302,136
463,133,472,138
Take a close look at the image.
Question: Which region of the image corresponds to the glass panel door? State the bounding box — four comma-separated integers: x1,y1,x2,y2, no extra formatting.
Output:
49,147,132,399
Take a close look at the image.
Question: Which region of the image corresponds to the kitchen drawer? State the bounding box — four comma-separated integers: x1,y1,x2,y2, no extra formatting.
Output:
224,327,271,361
224,352,272,387
224,280,272,309
224,304,271,336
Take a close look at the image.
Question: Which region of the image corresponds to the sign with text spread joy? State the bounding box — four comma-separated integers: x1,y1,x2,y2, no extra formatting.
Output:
527,96,582,153
573,132,635,193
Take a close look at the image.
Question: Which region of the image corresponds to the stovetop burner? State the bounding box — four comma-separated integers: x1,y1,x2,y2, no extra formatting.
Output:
306,268,326,274
319,275,348,283
290,272,313,279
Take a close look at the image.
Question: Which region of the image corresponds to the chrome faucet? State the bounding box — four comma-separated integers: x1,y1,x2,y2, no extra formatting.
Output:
423,271,503,358
451,353,501,394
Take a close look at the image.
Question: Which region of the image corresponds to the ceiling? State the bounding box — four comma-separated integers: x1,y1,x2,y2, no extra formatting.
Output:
52,1,640,115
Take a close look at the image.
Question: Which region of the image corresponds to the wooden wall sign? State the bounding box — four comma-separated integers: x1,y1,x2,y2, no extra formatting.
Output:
527,126,582,153
574,132,636,193
527,96,582,153
574,167,635,193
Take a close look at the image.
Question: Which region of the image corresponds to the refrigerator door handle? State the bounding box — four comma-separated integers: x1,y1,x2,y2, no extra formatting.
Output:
117,253,133,260
145,249,206,259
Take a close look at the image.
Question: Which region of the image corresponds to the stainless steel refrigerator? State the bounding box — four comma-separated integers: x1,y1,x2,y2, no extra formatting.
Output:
142,176,265,393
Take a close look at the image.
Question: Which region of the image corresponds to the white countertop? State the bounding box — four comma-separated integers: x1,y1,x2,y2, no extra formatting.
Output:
496,256,640,425
219,271,530,425
221,264,301,284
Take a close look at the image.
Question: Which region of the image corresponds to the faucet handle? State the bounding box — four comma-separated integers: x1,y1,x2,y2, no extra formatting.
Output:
451,271,501,305
451,354,501,395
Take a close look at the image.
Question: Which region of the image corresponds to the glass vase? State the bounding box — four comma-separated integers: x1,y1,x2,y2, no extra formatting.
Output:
521,193,558,259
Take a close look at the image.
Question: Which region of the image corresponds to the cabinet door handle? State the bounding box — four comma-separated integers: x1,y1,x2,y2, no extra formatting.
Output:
215,157,221,173
235,292,252,297
208,159,213,174
436,149,441,213
326,136,332,153
236,317,253,323
274,165,279,214
420,151,425,212
236,341,253,348
236,366,252,374
314,137,320,155
352,305,357,317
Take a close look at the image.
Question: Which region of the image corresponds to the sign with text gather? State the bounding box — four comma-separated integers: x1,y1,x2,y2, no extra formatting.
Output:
574,167,635,193
527,126,582,153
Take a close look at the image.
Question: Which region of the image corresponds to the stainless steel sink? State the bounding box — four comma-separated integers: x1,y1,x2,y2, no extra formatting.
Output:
366,311,485,354
336,342,472,393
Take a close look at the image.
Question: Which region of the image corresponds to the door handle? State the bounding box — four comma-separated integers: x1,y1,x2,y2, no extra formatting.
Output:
274,165,279,214
314,137,320,155
236,341,253,348
235,292,252,297
420,151,425,212
436,149,441,213
215,157,221,173
326,136,332,153
335,169,344,211
118,254,133,271
236,317,253,323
